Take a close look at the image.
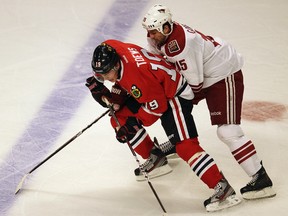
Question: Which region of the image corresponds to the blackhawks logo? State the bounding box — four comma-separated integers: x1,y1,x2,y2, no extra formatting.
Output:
131,85,142,99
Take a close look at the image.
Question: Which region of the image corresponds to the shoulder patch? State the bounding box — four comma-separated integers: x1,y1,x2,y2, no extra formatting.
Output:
131,85,142,99
167,40,180,53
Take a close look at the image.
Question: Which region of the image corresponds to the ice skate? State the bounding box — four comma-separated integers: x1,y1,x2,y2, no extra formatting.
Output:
155,139,179,159
204,175,241,212
135,142,172,181
240,165,276,200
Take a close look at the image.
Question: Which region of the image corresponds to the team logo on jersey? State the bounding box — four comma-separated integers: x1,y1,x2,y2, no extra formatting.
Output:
168,40,180,53
131,85,142,99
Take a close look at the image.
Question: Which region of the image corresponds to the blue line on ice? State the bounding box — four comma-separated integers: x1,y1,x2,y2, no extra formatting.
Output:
0,1,149,215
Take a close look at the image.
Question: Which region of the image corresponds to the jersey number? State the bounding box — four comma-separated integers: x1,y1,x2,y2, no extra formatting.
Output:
141,48,177,81
141,49,177,110
175,59,187,71
149,100,159,110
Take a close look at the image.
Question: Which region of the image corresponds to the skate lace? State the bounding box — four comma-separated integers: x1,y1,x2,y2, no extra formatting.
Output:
159,141,174,153
141,157,152,167
215,183,222,193
210,182,223,198
140,155,156,171
247,173,259,186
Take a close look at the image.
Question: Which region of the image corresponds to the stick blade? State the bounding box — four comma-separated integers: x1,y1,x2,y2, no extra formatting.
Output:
15,174,29,195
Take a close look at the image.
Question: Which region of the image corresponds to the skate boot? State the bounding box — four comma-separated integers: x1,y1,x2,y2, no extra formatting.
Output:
154,140,178,159
240,165,276,200
134,141,172,181
204,175,241,212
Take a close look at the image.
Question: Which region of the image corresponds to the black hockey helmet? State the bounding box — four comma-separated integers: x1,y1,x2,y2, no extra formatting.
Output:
91,43,120,74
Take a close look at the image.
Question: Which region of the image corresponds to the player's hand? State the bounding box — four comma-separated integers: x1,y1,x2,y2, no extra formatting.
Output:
109,83,129,111
116,117,141,143
85,76,111,108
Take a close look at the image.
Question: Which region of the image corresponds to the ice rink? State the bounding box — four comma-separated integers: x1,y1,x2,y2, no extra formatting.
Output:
1,0,287,215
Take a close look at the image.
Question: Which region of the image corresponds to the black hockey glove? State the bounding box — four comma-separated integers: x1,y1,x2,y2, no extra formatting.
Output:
85,76,111,108
125,96,142,114
116,117,142,143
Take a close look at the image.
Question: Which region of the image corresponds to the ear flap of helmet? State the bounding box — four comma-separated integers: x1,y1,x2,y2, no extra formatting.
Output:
91,43,120,74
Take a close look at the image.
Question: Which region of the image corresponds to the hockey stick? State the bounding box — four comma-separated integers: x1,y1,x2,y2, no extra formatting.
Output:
106,102,167,215
15,109,110,195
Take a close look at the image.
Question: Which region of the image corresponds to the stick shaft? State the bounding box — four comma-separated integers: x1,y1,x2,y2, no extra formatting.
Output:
15,109,109,195
28,109,109,174
108,106,167,213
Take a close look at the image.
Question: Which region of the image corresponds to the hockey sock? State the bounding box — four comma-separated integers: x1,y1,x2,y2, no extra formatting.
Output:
217,124,262,176
231,138,262,176
130,128,154,159
176,138,222,188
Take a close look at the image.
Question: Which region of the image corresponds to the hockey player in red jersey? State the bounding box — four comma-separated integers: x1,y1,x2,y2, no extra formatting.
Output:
141,4,276,200
86,40,241,211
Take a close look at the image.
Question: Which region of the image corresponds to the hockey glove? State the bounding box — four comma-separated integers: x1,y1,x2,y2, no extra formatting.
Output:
85,76,111,108
116,117,142,143
109,83,129,111
125,96,142,114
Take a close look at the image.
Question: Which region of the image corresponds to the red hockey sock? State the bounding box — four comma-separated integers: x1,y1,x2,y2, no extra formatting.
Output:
176,138,222,188
132,129,154,159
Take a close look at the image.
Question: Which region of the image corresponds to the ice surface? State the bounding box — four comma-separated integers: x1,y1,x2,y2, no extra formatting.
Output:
0,0,287,215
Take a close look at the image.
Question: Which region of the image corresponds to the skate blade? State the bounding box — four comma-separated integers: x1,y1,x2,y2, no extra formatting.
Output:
206,194,242,212
136,164,172,181
242,186,276,200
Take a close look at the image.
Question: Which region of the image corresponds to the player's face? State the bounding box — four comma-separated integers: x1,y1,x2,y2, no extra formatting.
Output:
98,63,119,83
147,29,166,46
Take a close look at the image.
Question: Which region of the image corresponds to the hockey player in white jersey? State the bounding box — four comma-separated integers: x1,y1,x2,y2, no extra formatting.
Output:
141,3,276,206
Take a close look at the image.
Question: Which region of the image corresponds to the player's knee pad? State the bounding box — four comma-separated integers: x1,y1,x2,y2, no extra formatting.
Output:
176,138,204,163
217,124,244,147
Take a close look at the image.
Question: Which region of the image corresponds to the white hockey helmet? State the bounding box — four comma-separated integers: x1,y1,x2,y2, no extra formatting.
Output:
142,4,173,35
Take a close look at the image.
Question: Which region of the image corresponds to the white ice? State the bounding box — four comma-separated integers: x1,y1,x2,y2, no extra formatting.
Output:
0,0,287,215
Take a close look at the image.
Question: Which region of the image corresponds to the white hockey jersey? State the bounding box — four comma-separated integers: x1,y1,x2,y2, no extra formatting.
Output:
147,22,244,92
